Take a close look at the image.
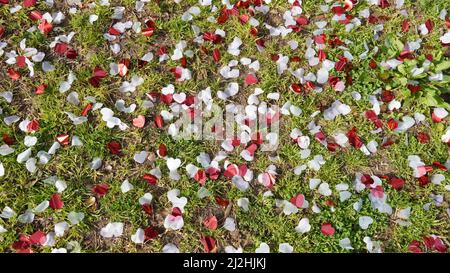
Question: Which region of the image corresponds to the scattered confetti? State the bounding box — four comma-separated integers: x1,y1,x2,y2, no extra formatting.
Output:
0,0,448,254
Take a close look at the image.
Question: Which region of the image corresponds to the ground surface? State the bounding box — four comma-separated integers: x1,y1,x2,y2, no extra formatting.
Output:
0,0,449,253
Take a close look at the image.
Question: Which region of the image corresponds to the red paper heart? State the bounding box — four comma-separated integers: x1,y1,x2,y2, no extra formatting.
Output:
321,223,335,236
245,74,258,85
49,193,64,210
23,0,36,8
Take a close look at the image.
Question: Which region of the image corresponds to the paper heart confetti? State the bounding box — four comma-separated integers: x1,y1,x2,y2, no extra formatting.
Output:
0,0,448,255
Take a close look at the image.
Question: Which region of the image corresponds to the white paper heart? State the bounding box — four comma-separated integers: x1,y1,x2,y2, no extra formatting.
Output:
138,193,153,205
282,200,298,215
0,206,15,219
100,222,124,238
133,151,148,164
17,148,32,163
68,212,85,225
223,217,236,232
173,93,186,104
255,243,270,253
339,238,354,250
164,215,184,230
278,243,293,253
166,157,181,171
120,179,133,193
131,228,144,244
55,221,69,237
318,182,332,196
33,201,49,213
163,243,180,253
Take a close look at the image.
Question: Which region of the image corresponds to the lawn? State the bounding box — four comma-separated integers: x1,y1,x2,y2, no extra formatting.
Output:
0,0,449,253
